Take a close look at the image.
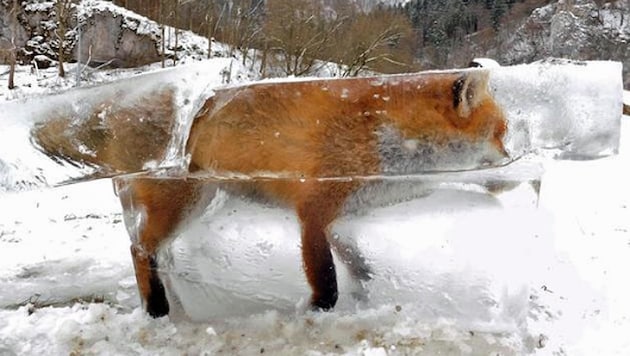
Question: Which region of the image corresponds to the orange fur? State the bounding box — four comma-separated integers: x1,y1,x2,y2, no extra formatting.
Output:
31,87,177,177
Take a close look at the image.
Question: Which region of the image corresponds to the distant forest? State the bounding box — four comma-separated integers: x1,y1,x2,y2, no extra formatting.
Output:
111,0,552,74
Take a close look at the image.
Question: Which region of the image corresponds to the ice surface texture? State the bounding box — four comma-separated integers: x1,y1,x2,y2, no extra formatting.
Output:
107,59,622,322
490,59,622,160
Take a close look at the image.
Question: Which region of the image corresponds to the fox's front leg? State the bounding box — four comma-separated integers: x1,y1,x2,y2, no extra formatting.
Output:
115,177,204,318
296,181,357,311
299,215,338,310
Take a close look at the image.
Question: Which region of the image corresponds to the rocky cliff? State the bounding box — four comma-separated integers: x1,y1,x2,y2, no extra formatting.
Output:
0,0,202,69
490,0,629,88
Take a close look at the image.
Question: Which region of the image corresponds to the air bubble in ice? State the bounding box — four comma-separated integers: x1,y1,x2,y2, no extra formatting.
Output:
255,240,274,257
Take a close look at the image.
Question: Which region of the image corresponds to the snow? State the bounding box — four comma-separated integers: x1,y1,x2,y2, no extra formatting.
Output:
469,58,501,68
23,1,54,13
595,1,630,36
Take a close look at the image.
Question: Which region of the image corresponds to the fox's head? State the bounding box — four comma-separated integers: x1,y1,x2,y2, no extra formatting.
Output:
375,70,508,173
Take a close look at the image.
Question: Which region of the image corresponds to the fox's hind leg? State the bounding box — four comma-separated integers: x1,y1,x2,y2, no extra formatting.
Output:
330,236,372,302
115,177,206,318
330,236,372,282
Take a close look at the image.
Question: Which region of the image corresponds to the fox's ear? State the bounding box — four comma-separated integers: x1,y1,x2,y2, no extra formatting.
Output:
452,70,490,118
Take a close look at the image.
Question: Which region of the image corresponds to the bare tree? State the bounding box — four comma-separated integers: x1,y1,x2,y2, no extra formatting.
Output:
331,10,416,76
204,1,224,59
259,38,269,77
74,12,84,86
55,0,73,78
7,0,19,89
263,0,345,76
173,0,179,66
221,0,264,65
158,0,166,68
7,46,16,89
205,3,214,58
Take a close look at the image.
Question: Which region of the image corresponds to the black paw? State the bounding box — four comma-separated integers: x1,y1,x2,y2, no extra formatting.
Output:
146,258,170,318
310,291,338,311
146,287,170,318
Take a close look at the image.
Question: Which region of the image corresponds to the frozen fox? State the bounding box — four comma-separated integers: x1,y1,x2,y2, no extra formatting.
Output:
32,69,508,317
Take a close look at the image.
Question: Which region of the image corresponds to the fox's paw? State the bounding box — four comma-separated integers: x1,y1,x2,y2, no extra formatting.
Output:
145,258,170,318
310,290,339,312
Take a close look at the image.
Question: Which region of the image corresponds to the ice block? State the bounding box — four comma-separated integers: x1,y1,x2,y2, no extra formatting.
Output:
0,59,623,191
489,59,623,160
107,59,622,323
1,59,623,328
114,160,544,325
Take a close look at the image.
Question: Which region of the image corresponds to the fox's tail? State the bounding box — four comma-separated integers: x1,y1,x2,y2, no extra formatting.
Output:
31,87,178,178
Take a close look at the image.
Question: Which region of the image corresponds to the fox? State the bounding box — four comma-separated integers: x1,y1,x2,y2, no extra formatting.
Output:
32,69,508,318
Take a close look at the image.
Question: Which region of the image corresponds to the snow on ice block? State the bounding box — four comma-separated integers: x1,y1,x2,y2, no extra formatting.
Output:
0,59,623,192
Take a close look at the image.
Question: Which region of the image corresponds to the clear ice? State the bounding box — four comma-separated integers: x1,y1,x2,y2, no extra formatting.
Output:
0,59,231,191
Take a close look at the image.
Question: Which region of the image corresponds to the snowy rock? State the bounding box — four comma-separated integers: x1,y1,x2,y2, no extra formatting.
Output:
76,8,160,68
32,54,54,69
0,0,203,68
0,0,28,63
